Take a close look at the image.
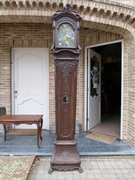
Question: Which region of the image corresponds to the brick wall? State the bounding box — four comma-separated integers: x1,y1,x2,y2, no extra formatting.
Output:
0,23,134,146
0,23,55,127
108,0,135,8
0,0,135,147
0,23,123,131
127,39,135,146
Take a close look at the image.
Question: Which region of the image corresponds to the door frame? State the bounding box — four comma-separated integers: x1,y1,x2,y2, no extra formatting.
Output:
11,47,49,129
84,39,124,139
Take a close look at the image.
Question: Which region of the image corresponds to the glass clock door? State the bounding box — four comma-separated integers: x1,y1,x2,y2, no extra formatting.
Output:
57,24,75,47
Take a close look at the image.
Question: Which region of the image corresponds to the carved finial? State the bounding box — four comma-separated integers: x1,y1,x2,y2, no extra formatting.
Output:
51,7,82,21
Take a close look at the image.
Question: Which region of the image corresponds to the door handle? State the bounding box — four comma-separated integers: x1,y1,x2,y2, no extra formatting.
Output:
14,90,17,98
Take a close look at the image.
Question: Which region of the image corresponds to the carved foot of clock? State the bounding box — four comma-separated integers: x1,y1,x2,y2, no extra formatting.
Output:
48,140,83,174
48,167,53,174
79,166,83,173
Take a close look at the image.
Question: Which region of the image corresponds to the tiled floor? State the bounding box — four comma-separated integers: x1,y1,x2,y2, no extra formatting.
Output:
0,129,135,156
91,109,120,138
26,156,135,180
90,122,120,138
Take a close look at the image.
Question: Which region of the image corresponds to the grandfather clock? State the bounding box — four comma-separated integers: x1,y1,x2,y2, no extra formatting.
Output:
48,7,82,174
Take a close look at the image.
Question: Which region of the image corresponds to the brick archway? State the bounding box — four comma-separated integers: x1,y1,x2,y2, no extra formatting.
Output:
0,1,135,33
0,1,134,42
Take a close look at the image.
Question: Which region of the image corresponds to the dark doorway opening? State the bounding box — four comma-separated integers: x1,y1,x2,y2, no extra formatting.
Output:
91,42,121,138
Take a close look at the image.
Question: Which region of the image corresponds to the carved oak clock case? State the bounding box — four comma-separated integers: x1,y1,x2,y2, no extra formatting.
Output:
49,7,82,174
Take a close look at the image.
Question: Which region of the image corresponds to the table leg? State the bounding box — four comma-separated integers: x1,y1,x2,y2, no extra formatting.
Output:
37,118,43,148
40,118,43,140
3,125,6,141
37,124,40,148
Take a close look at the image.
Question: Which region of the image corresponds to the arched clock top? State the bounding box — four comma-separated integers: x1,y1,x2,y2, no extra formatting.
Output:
57,22,76,31
51,7,82,50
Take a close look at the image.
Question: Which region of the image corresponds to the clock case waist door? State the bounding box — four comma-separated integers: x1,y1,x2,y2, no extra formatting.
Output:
49,49,83,173
55,50,78,140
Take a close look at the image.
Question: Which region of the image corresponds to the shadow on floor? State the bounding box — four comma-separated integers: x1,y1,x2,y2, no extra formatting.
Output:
0,130,135,156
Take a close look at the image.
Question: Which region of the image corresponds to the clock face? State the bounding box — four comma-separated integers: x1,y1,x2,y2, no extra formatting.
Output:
57,24,75,47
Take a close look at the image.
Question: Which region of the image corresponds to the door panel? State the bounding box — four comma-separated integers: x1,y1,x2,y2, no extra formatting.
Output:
12,48,49,129
88,49,101,129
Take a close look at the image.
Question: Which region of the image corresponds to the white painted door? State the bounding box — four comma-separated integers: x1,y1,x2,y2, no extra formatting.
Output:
12,48,49,129
87,49,101,129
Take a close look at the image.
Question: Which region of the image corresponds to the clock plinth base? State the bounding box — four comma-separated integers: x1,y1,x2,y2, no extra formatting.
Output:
48,140,83,174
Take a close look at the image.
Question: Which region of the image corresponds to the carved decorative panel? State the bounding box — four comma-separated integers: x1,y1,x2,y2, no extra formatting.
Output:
59,62,73,83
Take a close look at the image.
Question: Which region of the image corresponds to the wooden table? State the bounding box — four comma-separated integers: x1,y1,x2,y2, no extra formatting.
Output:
0,115,43,148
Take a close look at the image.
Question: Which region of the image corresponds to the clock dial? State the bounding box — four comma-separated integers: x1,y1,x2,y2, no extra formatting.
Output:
57,24,75,47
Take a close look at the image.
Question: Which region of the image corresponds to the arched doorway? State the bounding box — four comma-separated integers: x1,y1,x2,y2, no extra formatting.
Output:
84,40,123,139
